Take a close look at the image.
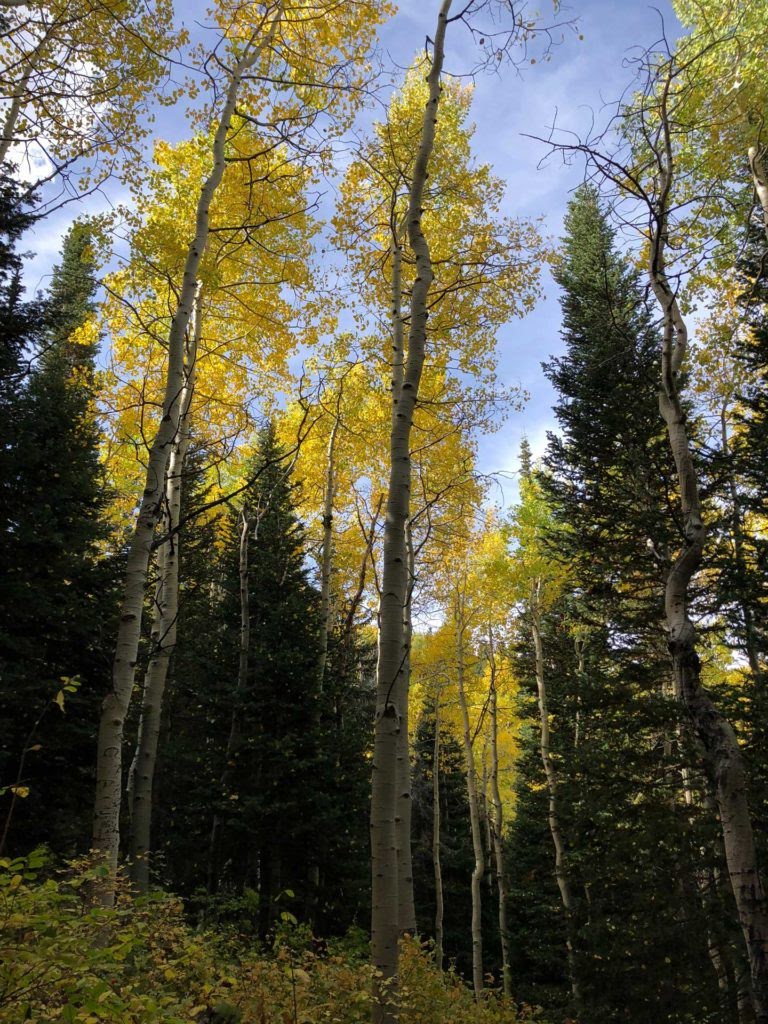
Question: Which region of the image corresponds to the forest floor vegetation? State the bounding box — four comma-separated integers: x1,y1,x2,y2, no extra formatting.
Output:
0,851,549,1024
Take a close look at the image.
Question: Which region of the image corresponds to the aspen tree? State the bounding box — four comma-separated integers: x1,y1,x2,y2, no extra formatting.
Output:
647,74,768,1017
370,7,453,1015
647,2,768,315
0,0,184,195
92,6,286,893
487,628,512,998
126,285,201,892
432,678,444,971
454,587,485,999
93,0,389,900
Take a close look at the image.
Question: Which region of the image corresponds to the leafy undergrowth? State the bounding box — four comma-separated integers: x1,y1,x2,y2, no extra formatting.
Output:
0,851,551,1024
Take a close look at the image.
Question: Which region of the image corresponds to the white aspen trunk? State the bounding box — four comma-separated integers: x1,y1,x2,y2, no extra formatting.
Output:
749,147,768,242
91,8,282,899
433,683,444,970
488,632,512,998
455,594,485,999
208,508,252,894
531,582,581,1009
0,64,33,165
650,100,768,1018
127,292,200,892
125,540,167,829
0,18,57,166
396,521,416,933
370,5,451,1018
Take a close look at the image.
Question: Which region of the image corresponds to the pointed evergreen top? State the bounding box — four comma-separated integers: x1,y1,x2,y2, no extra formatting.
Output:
519,436,533,481
46,219,99,362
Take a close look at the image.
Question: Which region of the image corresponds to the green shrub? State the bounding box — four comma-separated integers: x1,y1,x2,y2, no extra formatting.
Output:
1,854,553,1024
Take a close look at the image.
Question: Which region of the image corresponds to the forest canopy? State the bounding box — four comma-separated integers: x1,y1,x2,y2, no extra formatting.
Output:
2,1,768,1023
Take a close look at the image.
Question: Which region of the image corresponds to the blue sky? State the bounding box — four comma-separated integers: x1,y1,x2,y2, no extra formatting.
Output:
23,0,680,505
381,0,680,502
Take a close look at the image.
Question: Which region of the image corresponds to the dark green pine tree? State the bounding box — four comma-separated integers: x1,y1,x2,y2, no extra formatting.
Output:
155,424,372,935
0,218,116,855
543,184,676,648
0,171,45,855
221,424,324,934
311,621,375,937
505,187,730,1024
151,445,233,897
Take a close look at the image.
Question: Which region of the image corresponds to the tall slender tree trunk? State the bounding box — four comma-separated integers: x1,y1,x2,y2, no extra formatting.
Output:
649,93,768,1018
396,521,416,933
91,9,282,901
531,581,581,1010
127,288,200,892
487,631,512,998
455,593,484,999
433,682,444,970
370,4,451,1019
687,777,752,1021
0,64,33,165
480,751,493,894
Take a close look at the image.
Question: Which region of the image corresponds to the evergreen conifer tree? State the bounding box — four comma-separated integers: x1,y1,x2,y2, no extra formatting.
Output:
506,189,726,1023
155,427,373,934
0,218,115,854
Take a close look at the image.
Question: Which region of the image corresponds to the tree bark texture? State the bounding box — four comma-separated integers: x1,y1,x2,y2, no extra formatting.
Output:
651,89,768,1020
396,521,416,933
370,4,451,1019
488,633,512,998
455,595,485,999
127,291,200,892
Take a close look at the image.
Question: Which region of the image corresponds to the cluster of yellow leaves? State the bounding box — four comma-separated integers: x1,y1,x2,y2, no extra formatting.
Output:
0,0,187,185
409,521,524,819
335,63,545,387
209,0,395,155
99,124,320,532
